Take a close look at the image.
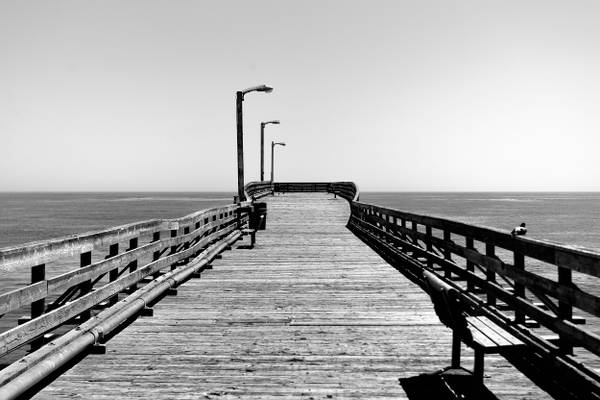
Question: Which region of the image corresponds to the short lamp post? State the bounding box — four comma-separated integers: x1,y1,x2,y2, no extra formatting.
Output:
270,141,286,183
260,120,280,181
236,85,273,203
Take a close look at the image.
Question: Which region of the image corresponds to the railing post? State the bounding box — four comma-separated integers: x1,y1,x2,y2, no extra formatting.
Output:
443,230,452,278
400,218,407,250
170,228,178,270
30,263,45,350
392,216,402,251
152,231,161,278
558,266,574,354
80,251,92,321
485,243,496,306
425,226,433,269
127,238,138,292
107,243,119,305
514,251,525,324
384,214,391,242
375,211,382,238
411,221,418,251
183,226,191,263
466,237,475,291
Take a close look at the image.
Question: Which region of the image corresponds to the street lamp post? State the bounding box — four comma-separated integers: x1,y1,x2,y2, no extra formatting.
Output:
236,85,273,203
271,141,286,183
260,120,280,181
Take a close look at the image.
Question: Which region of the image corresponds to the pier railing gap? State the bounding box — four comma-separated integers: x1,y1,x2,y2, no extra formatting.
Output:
272,181,600,400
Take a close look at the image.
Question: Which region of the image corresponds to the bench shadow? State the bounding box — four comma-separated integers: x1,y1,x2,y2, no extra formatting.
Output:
399,367,500,400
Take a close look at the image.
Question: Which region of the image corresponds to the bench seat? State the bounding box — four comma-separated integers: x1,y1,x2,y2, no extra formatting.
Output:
466,315,524,352
423,270,525,381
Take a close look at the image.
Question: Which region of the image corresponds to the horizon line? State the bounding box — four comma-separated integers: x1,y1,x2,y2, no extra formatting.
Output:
1,189,600,194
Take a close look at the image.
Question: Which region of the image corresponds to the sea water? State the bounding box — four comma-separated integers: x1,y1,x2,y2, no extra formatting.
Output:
0,192,234,249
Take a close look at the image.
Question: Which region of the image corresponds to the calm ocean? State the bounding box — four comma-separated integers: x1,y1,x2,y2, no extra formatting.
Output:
0,192,234,249
0,192,599,251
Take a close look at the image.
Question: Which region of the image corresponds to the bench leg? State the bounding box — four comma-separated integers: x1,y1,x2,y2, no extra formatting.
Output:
474,349,484,382
250,232,256,248
451,330,461,368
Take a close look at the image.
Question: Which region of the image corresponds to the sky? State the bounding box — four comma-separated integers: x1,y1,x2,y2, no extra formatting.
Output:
1,0,599,191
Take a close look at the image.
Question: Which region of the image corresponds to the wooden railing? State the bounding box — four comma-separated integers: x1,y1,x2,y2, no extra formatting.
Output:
0,202,250,363
348,201,600,400
244,181,273,200
274,181,359,202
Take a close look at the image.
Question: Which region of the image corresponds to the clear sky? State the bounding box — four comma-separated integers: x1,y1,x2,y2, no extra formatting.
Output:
1,1,599,191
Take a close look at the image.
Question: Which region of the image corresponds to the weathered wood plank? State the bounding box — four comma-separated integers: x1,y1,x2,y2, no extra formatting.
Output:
467,317,517,348
0,282,47,316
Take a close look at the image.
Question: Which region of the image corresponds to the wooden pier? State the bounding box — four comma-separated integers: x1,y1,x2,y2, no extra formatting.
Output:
32,193,549,399
1,182,599,399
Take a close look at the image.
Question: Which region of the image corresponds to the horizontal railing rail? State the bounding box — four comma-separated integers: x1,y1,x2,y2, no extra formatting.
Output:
0,202,250,362
274,181,359,202
0,219,163,272
244,181,274,200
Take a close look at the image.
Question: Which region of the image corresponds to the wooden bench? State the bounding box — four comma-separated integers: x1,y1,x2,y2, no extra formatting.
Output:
423,270,525,381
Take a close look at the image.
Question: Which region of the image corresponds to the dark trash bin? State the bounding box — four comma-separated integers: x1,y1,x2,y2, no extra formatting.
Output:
249,202,267,230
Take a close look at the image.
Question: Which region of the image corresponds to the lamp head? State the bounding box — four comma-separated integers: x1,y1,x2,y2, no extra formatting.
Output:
242,84,274,95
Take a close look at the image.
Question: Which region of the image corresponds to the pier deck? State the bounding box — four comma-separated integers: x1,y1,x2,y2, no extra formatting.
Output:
36,193,548,399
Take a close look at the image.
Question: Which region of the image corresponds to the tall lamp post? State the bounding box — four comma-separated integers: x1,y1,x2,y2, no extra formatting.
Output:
271,141,286,183
236,85,273,203
260,120,280,181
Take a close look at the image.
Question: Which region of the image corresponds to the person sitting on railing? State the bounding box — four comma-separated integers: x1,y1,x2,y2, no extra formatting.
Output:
511,222,527,237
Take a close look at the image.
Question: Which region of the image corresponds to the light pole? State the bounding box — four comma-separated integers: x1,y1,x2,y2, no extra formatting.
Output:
260,120,280,181
236,85,273,202
271,141,286,183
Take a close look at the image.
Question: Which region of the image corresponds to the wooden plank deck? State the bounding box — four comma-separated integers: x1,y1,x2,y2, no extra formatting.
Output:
35,193,550,399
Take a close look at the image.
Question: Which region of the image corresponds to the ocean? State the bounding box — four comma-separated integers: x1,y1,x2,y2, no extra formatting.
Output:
0,192,234,249
1,192,599,251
